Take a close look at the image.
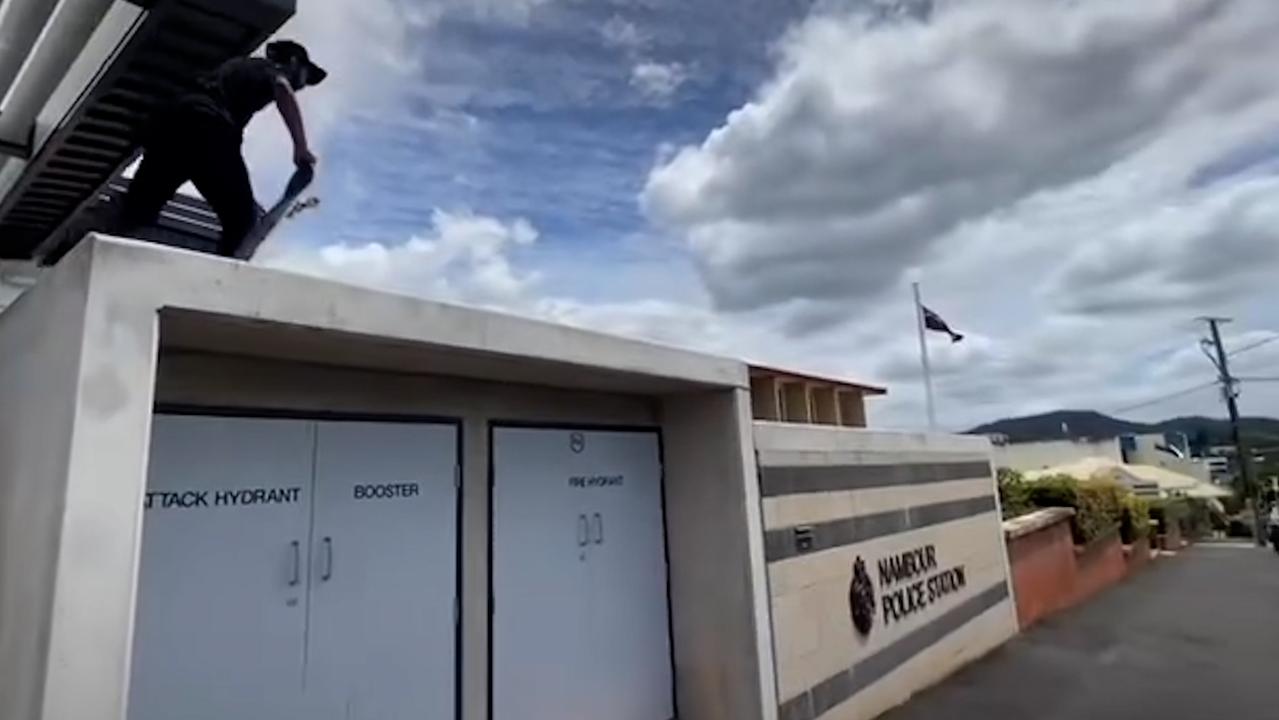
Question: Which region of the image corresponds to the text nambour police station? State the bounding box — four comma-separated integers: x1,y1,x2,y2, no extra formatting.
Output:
877,544,967,625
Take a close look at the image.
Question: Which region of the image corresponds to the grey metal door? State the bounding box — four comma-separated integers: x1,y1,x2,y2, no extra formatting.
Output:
491,426,593,720
585,431,674,720
129,415,313,720
304,420,459,719
491,426,673,720
131,415,459,720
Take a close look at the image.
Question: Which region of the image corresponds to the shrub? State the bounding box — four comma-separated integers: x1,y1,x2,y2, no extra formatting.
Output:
1010,473,1124,544
1074,480,1126,545
1182,498,1213,539
1149,499,1186,536
1151,498,1216,539
1120,494,1151,544
1027,474,1079,511
997,468,1035,519
999,470,1145,546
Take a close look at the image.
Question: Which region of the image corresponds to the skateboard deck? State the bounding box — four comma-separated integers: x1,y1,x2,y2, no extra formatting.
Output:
232,162,315,260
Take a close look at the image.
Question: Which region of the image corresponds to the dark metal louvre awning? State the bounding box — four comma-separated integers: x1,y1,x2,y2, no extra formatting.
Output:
0,0,294,263
99,177,223,252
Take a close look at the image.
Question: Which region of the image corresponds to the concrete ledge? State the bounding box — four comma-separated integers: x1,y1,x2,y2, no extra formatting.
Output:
86,236,750,393
1003,507,1075,541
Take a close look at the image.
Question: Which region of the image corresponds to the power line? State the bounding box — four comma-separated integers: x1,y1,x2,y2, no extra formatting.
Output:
1110,380,1218,415
1228,335,1279,357
1104,328,1279,418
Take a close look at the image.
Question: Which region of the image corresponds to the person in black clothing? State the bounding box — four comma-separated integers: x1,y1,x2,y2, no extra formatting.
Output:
120,40,326,256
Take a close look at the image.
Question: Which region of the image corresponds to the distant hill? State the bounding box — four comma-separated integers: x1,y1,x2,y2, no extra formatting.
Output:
1153,416,1279,448
969,410,1144,443
968,410,1279,449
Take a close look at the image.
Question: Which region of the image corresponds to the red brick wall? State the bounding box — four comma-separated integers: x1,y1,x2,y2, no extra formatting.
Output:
1069,535,1126,606
1006,518,1077,628
1006,512,1148,629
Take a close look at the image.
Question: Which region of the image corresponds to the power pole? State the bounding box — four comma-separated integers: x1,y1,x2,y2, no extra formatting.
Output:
1201,317,1264,545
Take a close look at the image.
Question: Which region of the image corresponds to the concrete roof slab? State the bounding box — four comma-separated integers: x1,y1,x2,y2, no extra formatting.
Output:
79,235,748,394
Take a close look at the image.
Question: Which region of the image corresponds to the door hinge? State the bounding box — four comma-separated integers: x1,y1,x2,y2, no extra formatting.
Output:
454,597,460,626
454,464,462,489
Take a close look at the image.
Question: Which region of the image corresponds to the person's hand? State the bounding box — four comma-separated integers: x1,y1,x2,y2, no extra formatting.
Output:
294,146,317,168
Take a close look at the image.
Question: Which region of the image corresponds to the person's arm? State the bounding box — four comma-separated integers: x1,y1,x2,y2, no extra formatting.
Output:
273,78,316,167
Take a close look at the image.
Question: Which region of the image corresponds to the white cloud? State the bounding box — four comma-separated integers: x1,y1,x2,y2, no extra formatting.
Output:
605,11,689,107
630,61,688,103
643,0,1279,316
461,0,555,25
1047,176,1279,317
262,210,540,308
242,0,423,195
602,15,646,50
254,0,1279,433
260,210,801,391
628,0,1279,430
241,0,557,193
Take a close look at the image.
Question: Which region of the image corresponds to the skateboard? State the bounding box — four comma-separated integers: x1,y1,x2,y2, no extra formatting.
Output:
232,162,317,260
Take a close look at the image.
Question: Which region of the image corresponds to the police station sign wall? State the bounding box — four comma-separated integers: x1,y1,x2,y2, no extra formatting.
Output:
849,543,967,637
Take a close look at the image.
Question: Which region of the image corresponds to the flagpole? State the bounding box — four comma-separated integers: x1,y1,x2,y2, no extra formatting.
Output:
913,282,937,430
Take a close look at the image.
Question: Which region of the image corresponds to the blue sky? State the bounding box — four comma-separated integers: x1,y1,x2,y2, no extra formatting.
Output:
263,0,801,248
246,0,1279,430
247,0,820,310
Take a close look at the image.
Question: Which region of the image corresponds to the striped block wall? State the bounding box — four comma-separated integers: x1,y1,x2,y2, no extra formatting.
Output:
754,424,1018,720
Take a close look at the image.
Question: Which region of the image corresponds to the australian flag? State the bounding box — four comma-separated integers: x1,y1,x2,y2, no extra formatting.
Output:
923,306,963,343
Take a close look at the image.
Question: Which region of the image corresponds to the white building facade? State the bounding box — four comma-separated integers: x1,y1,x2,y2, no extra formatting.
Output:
0,238,1018,720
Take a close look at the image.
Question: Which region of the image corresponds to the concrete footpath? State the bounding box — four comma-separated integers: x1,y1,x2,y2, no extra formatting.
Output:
879,543,1279,720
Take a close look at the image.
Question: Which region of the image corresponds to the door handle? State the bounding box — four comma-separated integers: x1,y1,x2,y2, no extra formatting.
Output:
289,541,300,587
321,536,333,581
592,513,603,545
577,515,589,547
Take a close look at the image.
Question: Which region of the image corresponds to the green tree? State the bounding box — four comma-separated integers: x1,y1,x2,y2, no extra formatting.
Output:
996,468,1034,519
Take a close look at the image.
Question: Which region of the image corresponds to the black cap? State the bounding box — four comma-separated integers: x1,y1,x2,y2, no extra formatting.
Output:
265,40,327,86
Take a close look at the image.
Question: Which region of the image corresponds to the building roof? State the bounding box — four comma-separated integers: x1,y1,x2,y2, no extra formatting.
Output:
1025,456,1228,499
1117,463,1200,491
748,363,887,396
1024,456,1122,481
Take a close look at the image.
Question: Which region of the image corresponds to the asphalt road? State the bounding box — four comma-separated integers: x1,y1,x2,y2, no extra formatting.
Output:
879,543,1279,720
